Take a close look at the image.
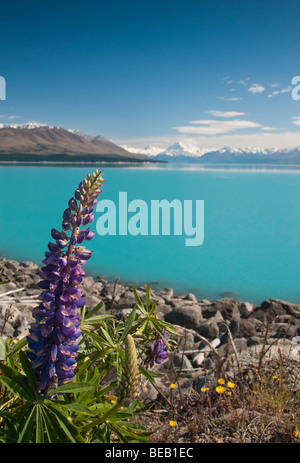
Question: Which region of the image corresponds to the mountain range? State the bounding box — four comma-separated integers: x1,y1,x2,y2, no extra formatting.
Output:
123,141,300,164
2,124,300,165
0,123,148,163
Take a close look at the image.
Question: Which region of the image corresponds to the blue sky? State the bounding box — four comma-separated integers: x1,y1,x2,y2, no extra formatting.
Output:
1,0,300,149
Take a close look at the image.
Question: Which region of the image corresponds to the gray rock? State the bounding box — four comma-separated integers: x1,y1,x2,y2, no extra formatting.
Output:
211,298,241,321
195,318,220,339
239,301,256,318
154,304,173,320
183,293,198,303
250,299,300,323
156,287,174,302
164,304,203,328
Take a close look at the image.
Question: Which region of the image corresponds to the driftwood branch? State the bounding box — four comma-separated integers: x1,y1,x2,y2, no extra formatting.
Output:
0,287,39,304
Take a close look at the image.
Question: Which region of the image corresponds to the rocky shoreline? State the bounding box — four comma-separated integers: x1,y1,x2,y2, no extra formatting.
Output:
1,256,300,402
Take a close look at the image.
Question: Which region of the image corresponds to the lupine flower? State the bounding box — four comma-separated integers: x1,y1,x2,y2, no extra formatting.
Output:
149,330,169,364
26,170,104,393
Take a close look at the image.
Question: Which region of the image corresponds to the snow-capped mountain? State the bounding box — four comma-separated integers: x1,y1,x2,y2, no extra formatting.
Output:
123,139,300,164
120,144,165,157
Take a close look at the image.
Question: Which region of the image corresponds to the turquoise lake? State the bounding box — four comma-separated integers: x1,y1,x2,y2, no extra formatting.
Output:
1,164,300,305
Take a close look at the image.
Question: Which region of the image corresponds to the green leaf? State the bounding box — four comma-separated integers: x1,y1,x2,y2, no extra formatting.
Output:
98,326,116,347
149,300,158,316
131,285,147,316
19,350,38,398
59,402,95,416
0,337,6,360
35,404,44,443
139,364,156,384
47,382,95,396
17,405,35,443
41,405,69,443
76,374,100,405
0,362,36,401
145,282,151,311
84,301,104,320
8,336,28,358
47,403,85,443
119,306,136,344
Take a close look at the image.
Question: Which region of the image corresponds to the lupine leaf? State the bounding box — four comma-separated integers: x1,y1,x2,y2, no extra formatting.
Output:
8,336,28,358
145,282,151,311
47,381,95,395
17,405,35,443
35,404,44,443
119,306,137,343
83,301,104,319
59,401,95,416
19,350,38,398
0,337,6,360
0,364,36,401
41,405,68,443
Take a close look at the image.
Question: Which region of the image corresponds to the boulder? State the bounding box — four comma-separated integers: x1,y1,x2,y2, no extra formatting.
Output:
165,304,203,329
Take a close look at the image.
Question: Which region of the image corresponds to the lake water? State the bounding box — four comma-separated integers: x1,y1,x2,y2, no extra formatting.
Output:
1,163,300,305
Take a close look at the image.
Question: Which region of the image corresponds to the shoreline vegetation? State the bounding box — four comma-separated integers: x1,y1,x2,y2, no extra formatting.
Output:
1,256,300,443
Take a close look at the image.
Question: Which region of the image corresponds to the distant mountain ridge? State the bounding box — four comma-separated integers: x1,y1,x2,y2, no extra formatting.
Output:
0,123,149,163
123,141,300,164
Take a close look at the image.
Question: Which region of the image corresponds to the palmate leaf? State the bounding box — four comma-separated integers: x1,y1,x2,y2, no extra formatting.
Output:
42,403,85,443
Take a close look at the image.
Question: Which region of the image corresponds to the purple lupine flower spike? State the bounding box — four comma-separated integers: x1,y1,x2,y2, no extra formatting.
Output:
27,170,104,393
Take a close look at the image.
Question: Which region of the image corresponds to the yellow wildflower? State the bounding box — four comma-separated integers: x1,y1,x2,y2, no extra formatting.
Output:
217,378,225,385
169,420,176,427
170,383,176,389
227,381,235,388
216,385,225,394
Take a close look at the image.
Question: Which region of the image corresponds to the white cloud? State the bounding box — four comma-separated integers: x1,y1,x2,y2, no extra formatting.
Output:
217,96,242,101
260,126,277,131
292,116,300,127
174,119,262,135
206,110,246,118
0,115,17,119
248,83,266,94
268,86,292,98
